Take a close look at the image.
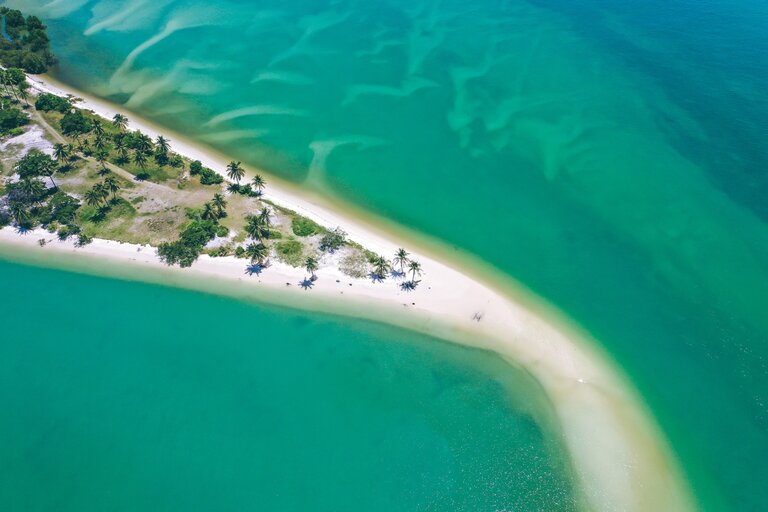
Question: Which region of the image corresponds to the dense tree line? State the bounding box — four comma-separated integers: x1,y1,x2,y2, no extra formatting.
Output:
0,8,56,73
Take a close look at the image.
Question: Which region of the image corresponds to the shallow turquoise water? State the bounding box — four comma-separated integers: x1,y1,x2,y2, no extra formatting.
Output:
0,259,577,511
3,0,768,509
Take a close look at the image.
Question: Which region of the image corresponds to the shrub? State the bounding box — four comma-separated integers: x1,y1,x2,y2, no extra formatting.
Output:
340,251,371,278
320,227,347,253
274,240,304,267
199,167,223,185
168,154,183,168
49,192,80,224
57,224,80,240
0,106,28,133
215,224,229,237
234,246,246,258
34,93,71,113
60,110,92,136
76,233,93,247
157,219,218,267
291,216,321,237
208,245,231,257
189,160,203,175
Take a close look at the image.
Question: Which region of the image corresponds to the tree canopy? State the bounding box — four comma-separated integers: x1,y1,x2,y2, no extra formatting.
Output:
0,8,56,73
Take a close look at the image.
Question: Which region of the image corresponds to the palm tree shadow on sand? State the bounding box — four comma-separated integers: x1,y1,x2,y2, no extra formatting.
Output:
390,269,406,279
245,263,265,276
400,280,420,292
369,272,387,283
299,278,314,290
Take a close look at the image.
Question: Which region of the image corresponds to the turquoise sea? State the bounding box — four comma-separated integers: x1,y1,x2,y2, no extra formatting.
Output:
2,0,768,510
0,258,576,511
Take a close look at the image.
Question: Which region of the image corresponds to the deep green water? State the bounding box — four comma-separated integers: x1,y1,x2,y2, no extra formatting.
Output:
0,259,577,511
2,0,768,510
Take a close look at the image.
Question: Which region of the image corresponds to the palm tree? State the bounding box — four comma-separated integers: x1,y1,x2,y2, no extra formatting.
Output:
116,145,130,164
112,113,128,131
156,135,170,154
393,248,409,272
93,133,108,151
133,150,148,171
9,202,29,224
305,256,318,278
212,193,227,217
135,133,153,154
373,255,391,279
252,174,266,194
93,182,110,205
201,202,218,221
258,206,271,227
245,242,269,265
53,143,70,164
96,149,110,175
92,118,104,136
408,260,422,281
19,178,46,203
103,175,120,200
245,214,269,241
18,86,29,107
84,187,102,207
226,161,245,184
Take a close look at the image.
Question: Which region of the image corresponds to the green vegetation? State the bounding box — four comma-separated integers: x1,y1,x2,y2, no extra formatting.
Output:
0,101,28,134
0,24,397,290
274,239,304,267
319,227,347,253
189,160,224,185
0,8,56,73
291,215,321,237
60,110,92,136
157,218,220,267
35,93,71,113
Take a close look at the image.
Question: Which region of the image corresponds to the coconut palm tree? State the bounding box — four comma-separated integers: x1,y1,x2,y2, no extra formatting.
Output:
258,206,271,227
212,193,227,217
92,118,104,137
19,178,46,204
103,175,120,200
95,149,110,175
226,161,245,184
135,133,153,155
408,260,422,281
393,248,409,272
93,133,108,152
93,182,110,206
133,150,148,171
53,143,70,164
156,135,170,154
112,113,128,131
116,145,130,165
373,255,391,279
245,242,269,265
305,256,318,278
18,86,29,107
245,214,269,241
252,174,266,194
9,202,29,224
201,202,217,221
84,187,102,207
155,135,170,164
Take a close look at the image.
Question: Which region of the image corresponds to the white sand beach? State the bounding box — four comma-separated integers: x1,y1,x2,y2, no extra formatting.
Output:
0,73,696,512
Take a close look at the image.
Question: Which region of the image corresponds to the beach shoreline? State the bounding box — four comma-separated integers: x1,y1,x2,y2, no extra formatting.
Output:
1,73,697,512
